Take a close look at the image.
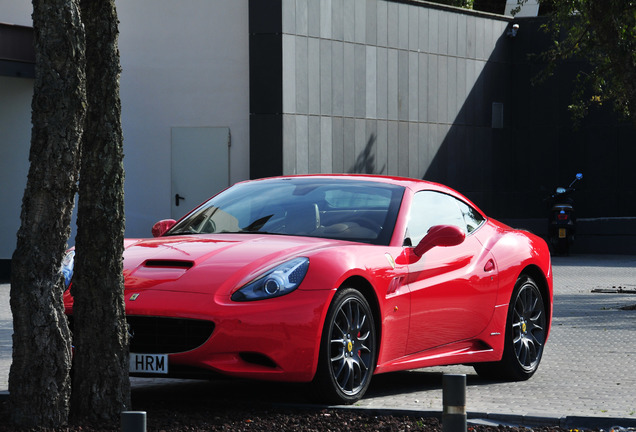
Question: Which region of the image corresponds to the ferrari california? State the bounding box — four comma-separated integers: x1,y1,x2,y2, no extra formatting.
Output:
63,175,552,404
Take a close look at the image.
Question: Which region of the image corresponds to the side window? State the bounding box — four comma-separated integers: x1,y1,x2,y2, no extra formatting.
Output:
456,199,485,233
406,191,467,246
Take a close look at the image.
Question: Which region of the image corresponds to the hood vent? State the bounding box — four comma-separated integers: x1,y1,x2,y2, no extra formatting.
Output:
143,260,194,269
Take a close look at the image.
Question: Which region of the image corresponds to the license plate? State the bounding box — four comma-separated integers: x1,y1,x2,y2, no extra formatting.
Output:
130,353,168,374
558,228,566,239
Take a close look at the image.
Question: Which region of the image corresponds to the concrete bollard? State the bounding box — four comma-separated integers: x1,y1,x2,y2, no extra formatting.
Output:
442,374,467,432
121,411,147,432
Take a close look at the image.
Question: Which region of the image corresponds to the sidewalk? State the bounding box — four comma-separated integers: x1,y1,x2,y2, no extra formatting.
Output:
1,255,636,427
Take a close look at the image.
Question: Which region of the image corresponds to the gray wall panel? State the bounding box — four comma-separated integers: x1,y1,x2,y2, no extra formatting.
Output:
296,114,309,173
387,49,398,121
409,52,419,122
366,0,377,46
398,3,408,50
354,118,366,172
331,0,344,40
447,56,457,124
387,2,398,49
331,116,344,172
320,117,333,172
397,50,408,121
355,0,366,44
376,47,388,120
387,120,398,175
320,0,332,39
428,9,439,54
354,44,367,118
427,54,438,123
438,12,448,55
418,53,428,122
418,123,429,176
398,121,409,176
283,114,296,174
376,0,387,47
457,14,467,58
366,46,377,119
307,0,319,37
456,57,467,124
366,119,380,173
343,43,355,117
308,115,321,172
408,7,419,51
418,8,429,52
283,34,296,113
343,0,355,42
295,36,308,114
409,121,419,177
448,13,458,57
376,120,388,175
320,39,332,115
466,15,476,59
331,40,344,116
308,37,320,115
282,0,295,34
343,117,355,171
295,0,307,36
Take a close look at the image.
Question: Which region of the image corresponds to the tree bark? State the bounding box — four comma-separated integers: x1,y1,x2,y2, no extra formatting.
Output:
9,0,85,427
70,0,130,424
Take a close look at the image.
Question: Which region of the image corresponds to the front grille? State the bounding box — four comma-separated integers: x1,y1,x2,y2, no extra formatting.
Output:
66,315,215,354
127,316,215,354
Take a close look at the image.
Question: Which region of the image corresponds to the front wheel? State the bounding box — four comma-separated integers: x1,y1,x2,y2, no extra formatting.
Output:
474,275,547,381
312,288,377,404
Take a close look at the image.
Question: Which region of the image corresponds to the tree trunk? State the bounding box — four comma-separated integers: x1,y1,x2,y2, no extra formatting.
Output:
70,0,130,424
9,0,85,427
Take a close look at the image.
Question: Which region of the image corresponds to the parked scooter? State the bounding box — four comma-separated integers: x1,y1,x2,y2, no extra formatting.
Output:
545,173,583,255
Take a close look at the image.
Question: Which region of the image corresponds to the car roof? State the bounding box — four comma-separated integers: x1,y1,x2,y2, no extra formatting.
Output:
247,174,446,191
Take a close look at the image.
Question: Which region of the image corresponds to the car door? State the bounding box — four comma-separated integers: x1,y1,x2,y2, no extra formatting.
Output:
404,190,498,355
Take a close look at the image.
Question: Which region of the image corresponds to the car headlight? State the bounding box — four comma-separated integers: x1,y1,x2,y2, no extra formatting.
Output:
61,250,75,288
231,257,309,302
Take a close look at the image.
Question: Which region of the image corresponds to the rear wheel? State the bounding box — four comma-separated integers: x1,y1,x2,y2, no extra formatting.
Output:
312,288,377,404
474,275,547,381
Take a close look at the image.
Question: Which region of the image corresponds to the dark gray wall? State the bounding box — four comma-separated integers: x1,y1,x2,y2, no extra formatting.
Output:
248,0,636,254
250,0,512,193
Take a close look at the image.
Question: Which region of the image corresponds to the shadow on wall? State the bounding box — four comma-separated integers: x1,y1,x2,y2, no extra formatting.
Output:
420,27,512,218
348,134,386,175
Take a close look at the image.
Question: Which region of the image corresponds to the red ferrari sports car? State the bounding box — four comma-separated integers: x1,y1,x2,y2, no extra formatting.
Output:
63,175,552,404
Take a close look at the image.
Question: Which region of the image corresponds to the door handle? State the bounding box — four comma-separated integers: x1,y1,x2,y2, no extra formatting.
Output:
175,194,185,206
484,259,495,272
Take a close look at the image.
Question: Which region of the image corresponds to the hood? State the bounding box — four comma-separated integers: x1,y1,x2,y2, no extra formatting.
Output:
123,234,337,294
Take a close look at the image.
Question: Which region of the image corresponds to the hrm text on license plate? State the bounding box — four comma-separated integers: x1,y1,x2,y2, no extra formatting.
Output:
130,353,168,374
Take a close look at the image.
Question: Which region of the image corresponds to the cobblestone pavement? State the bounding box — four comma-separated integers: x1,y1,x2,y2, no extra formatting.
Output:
1,255,635,424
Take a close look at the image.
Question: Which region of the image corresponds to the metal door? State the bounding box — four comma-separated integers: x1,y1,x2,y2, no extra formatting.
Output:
171,127,230,220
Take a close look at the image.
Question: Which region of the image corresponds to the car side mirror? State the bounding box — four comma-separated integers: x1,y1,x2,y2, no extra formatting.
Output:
413,225,465,257
151,219,176,237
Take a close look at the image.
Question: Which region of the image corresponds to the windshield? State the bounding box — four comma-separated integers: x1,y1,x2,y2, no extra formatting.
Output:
167,178,404,245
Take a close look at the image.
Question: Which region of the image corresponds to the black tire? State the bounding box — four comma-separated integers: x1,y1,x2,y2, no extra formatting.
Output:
312,288,377,404
474,275,547,381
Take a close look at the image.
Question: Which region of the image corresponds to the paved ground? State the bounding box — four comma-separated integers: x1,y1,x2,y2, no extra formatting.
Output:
1,254,636,428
